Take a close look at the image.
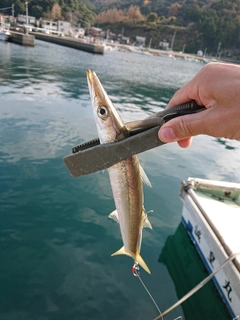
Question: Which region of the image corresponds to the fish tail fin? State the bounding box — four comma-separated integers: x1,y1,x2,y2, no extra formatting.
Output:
111,246,132,257
111,247,151,274
135,253,151,274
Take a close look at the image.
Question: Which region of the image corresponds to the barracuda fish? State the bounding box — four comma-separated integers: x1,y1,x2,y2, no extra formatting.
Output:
86,69,152,274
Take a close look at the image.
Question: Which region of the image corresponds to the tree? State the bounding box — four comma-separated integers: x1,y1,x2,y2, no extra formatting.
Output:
184,5,202,23
168,3,181,17
95,8,125,24
126,5,143,24
11,0,25,16
147,12,158,22
51,2,62,20
31,5,44,19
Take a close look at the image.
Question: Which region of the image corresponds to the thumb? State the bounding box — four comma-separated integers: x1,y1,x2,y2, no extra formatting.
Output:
158,114,202,142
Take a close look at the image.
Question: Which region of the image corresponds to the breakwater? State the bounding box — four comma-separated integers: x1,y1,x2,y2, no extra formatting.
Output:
31,32,104,55
8,31,35,46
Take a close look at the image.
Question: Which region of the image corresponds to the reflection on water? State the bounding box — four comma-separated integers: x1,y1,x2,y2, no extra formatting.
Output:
159,223,231,319
0,39,238,320
216,138,237,150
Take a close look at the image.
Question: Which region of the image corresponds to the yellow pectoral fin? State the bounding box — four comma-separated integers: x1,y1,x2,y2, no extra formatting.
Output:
142,209,153,229
111,246,132,257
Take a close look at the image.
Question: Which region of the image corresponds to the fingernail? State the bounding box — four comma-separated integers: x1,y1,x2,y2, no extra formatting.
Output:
159,127,176,142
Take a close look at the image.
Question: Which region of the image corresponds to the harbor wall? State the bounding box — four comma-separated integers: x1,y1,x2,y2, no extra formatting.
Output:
8,32,35,46
32,32,104,55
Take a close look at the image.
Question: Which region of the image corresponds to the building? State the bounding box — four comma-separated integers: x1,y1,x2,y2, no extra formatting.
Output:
69,27,85,38
39,19,70,36
17,14,36,26
57,20,71,36
0,15,4,27
135,36,146,47
85,27,105,39
119,36,130,45
40,19,58,33
1,14,16,26
159,39,170,50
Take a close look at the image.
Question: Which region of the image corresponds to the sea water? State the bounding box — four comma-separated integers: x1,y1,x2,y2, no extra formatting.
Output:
0,40,238,320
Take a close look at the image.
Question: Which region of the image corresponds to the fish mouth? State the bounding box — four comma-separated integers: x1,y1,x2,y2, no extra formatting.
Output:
86,69,95,99
86,69,107,106
86,69,93,87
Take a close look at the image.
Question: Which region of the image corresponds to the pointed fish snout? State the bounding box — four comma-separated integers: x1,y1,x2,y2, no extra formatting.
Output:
86,69,93,86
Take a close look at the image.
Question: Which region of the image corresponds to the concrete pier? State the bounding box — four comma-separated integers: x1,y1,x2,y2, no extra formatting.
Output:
8,31,35,46
32,32,104,55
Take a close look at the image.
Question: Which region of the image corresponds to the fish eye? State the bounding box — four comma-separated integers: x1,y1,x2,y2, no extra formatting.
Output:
97,106,108,119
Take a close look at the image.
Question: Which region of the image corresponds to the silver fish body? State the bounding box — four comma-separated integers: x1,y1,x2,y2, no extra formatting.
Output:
87,69,152,274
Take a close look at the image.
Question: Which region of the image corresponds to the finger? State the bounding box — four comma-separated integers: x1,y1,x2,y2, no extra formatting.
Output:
177,137,192,148
158,127,192,148
158,109,210,142
166,67,209,109
167,86,193,109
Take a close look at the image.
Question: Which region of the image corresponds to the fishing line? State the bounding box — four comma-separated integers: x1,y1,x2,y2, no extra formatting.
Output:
132,262,163,318
153,252,240,320
132,264,183,320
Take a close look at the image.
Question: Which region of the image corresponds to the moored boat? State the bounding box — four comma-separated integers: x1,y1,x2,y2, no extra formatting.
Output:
0,28,10,41
180,177,240,319
129,47,152,55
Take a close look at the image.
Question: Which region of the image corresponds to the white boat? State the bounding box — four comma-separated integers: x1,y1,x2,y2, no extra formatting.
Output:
129,47,152,56
180,177,240,319
203,58,218,64
160,53,176,60
0,28,10,41
103,43,118,52
0,14,10,41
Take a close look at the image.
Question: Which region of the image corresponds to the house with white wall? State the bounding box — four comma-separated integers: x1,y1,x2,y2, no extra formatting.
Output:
40,19,58,33
17,14,36,26
39,19,70,36
57,21,71,36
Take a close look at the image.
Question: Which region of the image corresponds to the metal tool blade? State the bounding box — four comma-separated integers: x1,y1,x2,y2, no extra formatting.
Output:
64,126,163,177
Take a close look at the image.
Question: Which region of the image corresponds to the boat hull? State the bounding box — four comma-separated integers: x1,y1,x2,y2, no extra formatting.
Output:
0,29,10,41
180,178,240,318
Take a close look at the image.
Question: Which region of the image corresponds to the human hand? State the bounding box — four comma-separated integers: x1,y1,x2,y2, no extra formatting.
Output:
158,62,240,148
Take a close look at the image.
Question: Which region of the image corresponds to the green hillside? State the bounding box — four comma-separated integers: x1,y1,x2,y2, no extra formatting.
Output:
0,0,96,27
1,0,240,57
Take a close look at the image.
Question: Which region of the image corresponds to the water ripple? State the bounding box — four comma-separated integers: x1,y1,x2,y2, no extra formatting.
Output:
0,39,235,320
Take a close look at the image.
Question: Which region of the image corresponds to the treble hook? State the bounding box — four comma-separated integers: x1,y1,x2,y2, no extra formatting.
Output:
132,261,140,277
